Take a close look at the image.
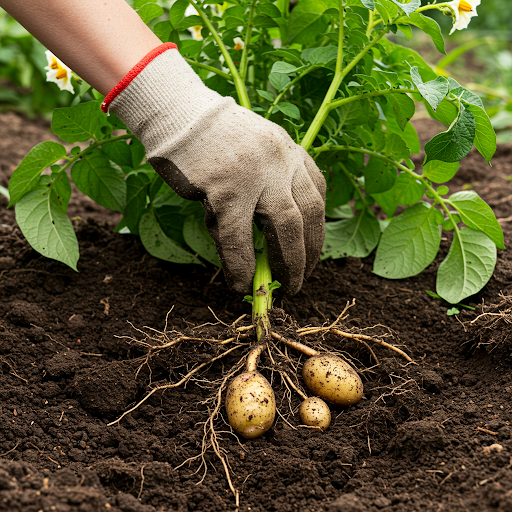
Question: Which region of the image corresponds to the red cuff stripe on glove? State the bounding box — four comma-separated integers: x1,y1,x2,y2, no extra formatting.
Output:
101,42,178,113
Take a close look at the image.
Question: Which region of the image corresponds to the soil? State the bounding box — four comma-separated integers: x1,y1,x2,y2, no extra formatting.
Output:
1,111,512,512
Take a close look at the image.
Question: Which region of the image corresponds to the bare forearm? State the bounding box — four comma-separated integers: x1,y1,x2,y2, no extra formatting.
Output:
0,0,161,95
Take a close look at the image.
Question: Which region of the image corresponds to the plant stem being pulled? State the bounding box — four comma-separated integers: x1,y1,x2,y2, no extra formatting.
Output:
252,228,273,341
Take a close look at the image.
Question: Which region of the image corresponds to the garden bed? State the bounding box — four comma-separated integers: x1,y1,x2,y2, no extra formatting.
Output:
1,112,512,512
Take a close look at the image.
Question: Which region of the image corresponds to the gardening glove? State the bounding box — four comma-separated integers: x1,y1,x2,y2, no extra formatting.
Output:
102,43,326,295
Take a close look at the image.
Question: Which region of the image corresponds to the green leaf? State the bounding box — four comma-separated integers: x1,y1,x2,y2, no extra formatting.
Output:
102,140,134,168
169,0,190,28
71,149,126,212
373,202,441,279
337,101,367,127
154,20,173,42
325,204,354,219
436,185,449,196
15,187,79,270
424,107,475,164
436,228,497,303
447,190,505,249
257,90,275,102
446,307,460,316
263,49,303,66
326,170,355,209
371,171,424,216
465,103,496,165
391,0,420,16
407,13,445,54
137,3,164,23
321,209,381,259
375,0,398,24
275,102,300,119
288,0,333,45
269,72,290,91
410,67,448,112
183,214,221,267
258,2,282,18
448,79,484,108
52,172,72,212
139,210,200,265
8,141,67,207
364,157,396,194
124,172,152,234
361,0,375,9
390,93,415,131
307,46,338,66
52,101,108,143
271,61,299,74
422,160,459,183
386,132,410,161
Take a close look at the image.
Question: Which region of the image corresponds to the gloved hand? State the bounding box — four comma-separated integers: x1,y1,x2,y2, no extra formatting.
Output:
102,43,326,295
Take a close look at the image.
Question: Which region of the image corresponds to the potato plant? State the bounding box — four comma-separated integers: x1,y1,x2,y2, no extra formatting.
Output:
7,0,503,310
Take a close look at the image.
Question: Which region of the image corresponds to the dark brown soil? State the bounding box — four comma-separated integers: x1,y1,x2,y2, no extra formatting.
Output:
1,112,512,512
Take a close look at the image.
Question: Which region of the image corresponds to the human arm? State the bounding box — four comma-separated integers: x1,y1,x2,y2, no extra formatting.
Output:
0,0,161,95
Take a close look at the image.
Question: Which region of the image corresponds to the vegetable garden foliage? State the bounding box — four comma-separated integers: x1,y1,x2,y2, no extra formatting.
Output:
7,0,503,304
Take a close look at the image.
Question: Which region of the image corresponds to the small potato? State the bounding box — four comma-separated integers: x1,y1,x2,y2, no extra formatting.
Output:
225,371,275,439
302,353,363,406
299,397,331,430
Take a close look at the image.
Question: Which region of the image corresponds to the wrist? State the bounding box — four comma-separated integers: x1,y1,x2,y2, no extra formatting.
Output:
103,43,230,156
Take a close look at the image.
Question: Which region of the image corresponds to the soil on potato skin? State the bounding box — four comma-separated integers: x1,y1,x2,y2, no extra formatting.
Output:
1,112,512,512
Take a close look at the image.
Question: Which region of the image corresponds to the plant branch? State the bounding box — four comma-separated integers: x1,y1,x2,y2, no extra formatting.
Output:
329,88,416,110
58,134,132,174
239,0,256,81
301,22,388,151
190,0,251,109
185,58,232,81
265,65,320,119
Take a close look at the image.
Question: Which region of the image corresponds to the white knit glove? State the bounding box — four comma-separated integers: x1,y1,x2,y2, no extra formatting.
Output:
103,44,326,295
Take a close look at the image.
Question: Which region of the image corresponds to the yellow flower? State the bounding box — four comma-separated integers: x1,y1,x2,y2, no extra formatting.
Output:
233,37,244,51
448,0,480,35
44,50,74,93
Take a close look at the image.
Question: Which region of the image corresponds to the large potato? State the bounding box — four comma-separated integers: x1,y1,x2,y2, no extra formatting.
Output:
225,371,276,439
299,396,331,430
302,353,363,406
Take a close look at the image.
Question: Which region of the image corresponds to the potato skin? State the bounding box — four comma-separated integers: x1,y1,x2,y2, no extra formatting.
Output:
299,397,331,430
302,353,363,406
225,371,275,439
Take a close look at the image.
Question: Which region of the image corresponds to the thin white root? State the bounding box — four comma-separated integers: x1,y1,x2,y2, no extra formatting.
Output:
329,328,412,362
280,370,307,400
270,332,319,357
209,372,240,509
107,344,244,426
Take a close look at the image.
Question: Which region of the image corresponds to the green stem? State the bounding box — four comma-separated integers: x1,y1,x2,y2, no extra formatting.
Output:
253,229,273,342
59,134,132,174
185,58,232,81
339,162,367,207
265,65,320,119
301,20,387,151
190,0,251,109
329,88,416,110
415,2,453,13
239,0,257,82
